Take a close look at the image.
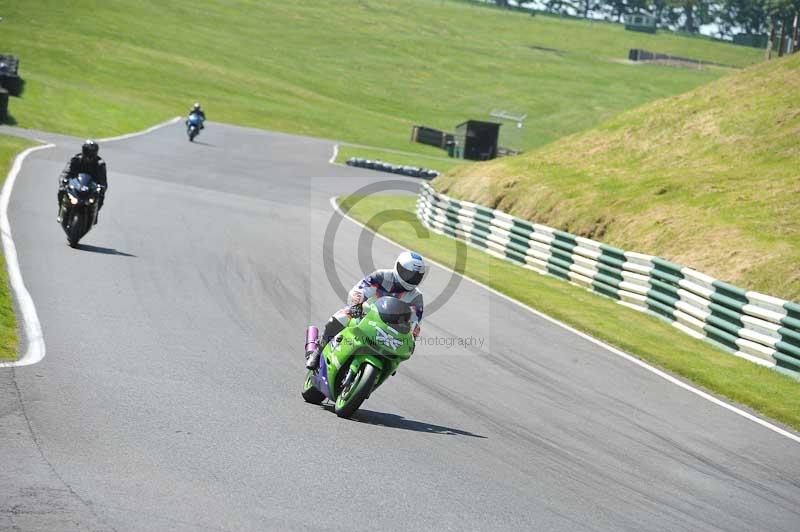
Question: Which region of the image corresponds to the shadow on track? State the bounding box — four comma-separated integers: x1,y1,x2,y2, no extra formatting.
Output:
77,244,136,257
350,408,487,438
191,140,214,147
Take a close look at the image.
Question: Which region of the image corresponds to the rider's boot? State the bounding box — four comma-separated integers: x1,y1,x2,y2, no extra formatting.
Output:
305,346,321,370
56,191,65,223
305,316,346,370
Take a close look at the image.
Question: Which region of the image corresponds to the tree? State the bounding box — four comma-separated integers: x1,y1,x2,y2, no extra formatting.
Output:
666,0,712,33
716,0,770,37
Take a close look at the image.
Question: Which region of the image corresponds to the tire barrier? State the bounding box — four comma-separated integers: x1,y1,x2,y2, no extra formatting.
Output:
346,157,439,179
0,55,22,96
628,49,735,69
416,183,800,378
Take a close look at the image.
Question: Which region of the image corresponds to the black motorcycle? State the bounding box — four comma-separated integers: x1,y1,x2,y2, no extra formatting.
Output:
59,173,103,247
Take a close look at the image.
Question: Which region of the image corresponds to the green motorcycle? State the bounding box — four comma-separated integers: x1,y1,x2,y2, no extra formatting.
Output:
302,297,415,418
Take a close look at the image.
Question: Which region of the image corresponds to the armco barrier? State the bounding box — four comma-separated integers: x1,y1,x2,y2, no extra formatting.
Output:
416,183,800,378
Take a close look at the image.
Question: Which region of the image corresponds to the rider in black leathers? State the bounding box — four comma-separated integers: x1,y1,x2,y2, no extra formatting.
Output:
57,140,107,222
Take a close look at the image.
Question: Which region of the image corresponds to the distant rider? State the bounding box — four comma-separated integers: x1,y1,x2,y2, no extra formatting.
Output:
187,102,206,129
57,140,107,223
305,251,427,369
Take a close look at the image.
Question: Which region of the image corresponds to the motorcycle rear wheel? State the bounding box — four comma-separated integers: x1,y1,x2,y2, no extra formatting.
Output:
334,363,379,419
301,370,326,405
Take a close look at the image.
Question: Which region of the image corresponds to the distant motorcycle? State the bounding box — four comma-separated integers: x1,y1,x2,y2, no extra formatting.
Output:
59,173,103,248
186,113,204,142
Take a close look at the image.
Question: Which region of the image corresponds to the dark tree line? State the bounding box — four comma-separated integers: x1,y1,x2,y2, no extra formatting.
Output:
490,0,800,45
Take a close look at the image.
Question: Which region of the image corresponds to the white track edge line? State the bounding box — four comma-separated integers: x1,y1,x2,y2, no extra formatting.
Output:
97,116,181,143
1,117,184,367
0,144,55,367
329,144,339,165
329,196,800,444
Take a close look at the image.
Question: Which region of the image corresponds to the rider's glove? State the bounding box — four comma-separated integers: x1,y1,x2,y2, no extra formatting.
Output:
349,290,364,305
349,304,363,319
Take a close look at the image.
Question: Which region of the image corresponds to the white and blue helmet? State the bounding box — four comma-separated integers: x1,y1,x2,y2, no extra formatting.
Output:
394,251,427,290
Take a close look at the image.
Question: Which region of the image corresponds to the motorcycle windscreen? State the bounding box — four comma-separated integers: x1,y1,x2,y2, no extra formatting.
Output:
375,297,413,334
69,173,96,201
76,173,95,187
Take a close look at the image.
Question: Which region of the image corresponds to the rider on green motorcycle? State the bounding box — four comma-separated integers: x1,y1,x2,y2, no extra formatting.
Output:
305,251,427,370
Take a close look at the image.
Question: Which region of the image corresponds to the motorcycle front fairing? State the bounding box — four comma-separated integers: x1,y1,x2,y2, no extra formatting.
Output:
187,113,203,127
314,303,413,401
66,173,99,206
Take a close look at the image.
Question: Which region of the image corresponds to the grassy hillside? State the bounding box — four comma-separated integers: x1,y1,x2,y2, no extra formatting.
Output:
5,0,760,156
436,53,800,300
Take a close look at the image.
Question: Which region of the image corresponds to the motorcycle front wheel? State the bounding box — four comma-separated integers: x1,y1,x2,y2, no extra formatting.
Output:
66,211,84,248
334,363,379,419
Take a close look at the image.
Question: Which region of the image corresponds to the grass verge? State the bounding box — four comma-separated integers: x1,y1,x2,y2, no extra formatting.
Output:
336,145,467,174
340,194,800,432
0,135,36,361
6,1,759,152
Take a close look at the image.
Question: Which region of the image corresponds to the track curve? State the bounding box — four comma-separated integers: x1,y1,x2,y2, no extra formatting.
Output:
0,122,798,532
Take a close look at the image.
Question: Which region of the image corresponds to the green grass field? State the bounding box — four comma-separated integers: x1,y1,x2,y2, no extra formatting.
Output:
341,194,800,431
438,53,800,301
0,135,36,361
6,0,760,155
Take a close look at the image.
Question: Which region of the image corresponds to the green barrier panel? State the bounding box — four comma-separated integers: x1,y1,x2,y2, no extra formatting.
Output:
706,302,744,328
647,297,680,320
592,271,623,290
595,252,626,270
544,259,572,281
712,280,749,303
773,352,800,371
777,326,800,345
507,226,537,243
703,321,741,351
546,253,575,273
647,287,680,308
780,314,800,331
776,340,800,359
591,278,622,300
649,267,683,285
504,246,528,266
593,261,624,283
704,313,744,338
782,302,800,331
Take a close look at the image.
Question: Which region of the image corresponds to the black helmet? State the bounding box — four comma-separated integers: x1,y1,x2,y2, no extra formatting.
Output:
375,297,412,334
82,140,99,159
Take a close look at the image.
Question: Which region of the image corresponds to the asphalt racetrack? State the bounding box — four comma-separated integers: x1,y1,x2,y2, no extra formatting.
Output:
1,122,798,531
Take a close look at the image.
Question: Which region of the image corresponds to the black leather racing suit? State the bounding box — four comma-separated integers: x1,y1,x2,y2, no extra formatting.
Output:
58,154,107,210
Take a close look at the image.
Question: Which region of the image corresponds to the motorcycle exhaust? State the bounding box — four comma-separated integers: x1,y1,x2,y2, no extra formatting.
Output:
305,326,319,355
